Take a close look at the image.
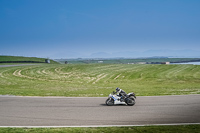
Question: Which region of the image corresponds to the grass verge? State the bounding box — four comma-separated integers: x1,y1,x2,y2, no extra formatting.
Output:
0,125,200,133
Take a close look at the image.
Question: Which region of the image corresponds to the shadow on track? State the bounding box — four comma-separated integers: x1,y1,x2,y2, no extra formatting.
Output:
100,104,127,106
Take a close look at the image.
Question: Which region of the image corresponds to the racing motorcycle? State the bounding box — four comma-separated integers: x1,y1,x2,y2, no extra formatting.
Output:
105,91,136,106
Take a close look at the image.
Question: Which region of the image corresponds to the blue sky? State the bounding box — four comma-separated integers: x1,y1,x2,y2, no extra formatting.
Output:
0,0,200,58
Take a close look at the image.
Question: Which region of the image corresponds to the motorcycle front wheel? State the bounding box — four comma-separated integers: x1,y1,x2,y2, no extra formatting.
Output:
105,98,114,106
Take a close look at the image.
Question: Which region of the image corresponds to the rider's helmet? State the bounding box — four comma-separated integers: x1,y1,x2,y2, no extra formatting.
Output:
116,87,120,92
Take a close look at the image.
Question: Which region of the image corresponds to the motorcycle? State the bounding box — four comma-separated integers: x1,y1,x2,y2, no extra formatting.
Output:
105,91,136,106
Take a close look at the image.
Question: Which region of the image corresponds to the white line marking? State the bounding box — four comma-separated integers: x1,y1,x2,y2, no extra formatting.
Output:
0,123,200,128
0,94,199,98
0,95,106,98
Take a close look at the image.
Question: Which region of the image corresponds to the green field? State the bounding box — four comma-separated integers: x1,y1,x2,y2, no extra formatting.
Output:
0,56,59,64
0,63,199,96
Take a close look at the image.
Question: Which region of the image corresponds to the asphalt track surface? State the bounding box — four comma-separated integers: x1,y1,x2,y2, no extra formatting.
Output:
0,95,200,127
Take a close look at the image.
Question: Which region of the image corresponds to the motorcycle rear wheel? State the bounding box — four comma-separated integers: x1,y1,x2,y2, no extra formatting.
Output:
126,97,135,106
106,98,114,106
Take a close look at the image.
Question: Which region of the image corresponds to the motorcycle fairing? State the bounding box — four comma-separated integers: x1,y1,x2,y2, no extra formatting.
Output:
111,94,126,105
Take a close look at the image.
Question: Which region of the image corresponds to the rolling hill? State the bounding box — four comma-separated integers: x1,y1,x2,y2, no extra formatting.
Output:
0,56,59,64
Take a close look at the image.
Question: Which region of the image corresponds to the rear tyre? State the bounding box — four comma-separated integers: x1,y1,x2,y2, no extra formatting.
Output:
106,98,114,106
126,97,135,106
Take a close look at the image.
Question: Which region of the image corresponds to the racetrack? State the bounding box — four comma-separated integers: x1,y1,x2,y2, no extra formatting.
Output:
0,95,200,127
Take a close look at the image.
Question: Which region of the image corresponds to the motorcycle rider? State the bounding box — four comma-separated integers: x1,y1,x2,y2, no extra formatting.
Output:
116,87,128,102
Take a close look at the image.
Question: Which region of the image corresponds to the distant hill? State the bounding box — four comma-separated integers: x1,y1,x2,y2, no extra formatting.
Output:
55,57,200,64
51,49,200,59
0,56,59,64
89,49,200,58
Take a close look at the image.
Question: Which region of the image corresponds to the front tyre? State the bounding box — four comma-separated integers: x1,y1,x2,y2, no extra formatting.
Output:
106,98,114,106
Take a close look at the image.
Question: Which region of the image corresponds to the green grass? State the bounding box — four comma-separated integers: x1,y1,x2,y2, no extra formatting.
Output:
0,125,200,133
0,55,59,64
0,64,199,96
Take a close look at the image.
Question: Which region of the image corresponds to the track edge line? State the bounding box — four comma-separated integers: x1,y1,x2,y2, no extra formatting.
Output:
0,123,200,128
